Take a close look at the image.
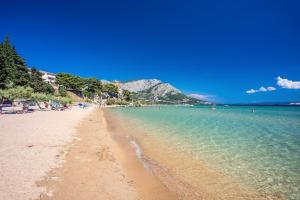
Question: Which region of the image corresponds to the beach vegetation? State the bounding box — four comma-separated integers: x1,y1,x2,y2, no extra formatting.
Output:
30,92,52,102
0,86,33,101
106,98,132,106
0,86,72,106
58,85,68,97
106,98,116,105
54,96,73,105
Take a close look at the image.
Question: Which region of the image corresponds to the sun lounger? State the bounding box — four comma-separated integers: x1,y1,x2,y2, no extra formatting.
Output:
1,106,16,114
38,103,51,111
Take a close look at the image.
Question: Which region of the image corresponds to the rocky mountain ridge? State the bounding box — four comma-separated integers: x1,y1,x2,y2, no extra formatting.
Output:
116,79,204,104
119,79,162,93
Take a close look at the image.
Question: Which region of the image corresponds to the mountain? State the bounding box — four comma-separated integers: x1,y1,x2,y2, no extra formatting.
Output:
118,79,204,104
119,79,161,92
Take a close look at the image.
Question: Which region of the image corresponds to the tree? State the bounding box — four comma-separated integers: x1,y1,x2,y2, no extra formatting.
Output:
102,83,119,97
0,42,5,88
12,47,30,86
0,86,33,101
31,92,52,102
84,78,102,94
0,35,30,89
82,90,92,98
29,67,54,94
56,73,84,91
58,85,68,97
0,35,15,88
122,89,132,101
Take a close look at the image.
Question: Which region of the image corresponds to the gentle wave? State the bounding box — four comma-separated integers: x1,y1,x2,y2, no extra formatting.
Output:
129,140,149,170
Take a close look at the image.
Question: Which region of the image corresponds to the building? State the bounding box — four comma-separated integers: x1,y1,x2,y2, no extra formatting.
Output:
40,71,56,84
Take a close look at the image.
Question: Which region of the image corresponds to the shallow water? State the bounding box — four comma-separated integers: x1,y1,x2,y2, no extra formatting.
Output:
110,105,300,199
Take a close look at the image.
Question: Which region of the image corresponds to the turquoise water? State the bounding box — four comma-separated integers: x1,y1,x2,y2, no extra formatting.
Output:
111,105,300,199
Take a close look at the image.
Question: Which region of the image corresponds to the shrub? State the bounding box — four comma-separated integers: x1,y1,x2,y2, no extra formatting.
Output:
0,86,33,101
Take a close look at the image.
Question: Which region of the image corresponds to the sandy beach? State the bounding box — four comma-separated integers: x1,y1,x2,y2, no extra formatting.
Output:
0,107,94,200
39,108,176,200
0,105,284,200
0,106,176,200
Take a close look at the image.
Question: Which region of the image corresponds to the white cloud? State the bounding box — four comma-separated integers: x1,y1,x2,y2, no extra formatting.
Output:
246,89,256,94
246,86,276,94
267,86,276,91
189,93,214,101
258,86,267,92
277,77,300,89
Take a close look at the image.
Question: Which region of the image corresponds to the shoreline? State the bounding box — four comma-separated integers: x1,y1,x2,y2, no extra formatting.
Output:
39,108,176,200
105,108,278,200
103,109,178,200
1,105,283,200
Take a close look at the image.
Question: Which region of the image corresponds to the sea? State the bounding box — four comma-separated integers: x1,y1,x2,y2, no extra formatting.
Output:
109,105,300,199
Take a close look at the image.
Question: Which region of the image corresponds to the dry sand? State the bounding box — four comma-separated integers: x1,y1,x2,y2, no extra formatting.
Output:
0,107,94,200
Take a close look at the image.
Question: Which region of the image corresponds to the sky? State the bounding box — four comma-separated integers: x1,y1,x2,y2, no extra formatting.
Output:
1,0,299,103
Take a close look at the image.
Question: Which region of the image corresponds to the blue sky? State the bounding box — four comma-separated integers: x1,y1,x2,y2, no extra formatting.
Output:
1,0,299,103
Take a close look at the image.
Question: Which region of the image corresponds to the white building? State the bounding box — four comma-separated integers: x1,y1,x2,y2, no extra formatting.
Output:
40,71,56,84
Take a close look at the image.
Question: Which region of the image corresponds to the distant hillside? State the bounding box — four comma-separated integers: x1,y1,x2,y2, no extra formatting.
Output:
119,79,204,104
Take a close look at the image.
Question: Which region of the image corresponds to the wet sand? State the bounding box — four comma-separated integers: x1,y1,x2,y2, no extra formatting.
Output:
104,110,178,200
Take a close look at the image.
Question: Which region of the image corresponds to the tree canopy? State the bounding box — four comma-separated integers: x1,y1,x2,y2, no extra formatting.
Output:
56,73,84,91
56,73,106,98
0,86,33,101
122,89,132,101
0,35,30,89
0,36,53,94
102,83,119,97
84,78,102,94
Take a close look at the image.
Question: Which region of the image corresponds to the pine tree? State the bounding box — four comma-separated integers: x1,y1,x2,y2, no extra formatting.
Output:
0,42,6,89
0,35,31,89
12,46,30,86
0,35,15,88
